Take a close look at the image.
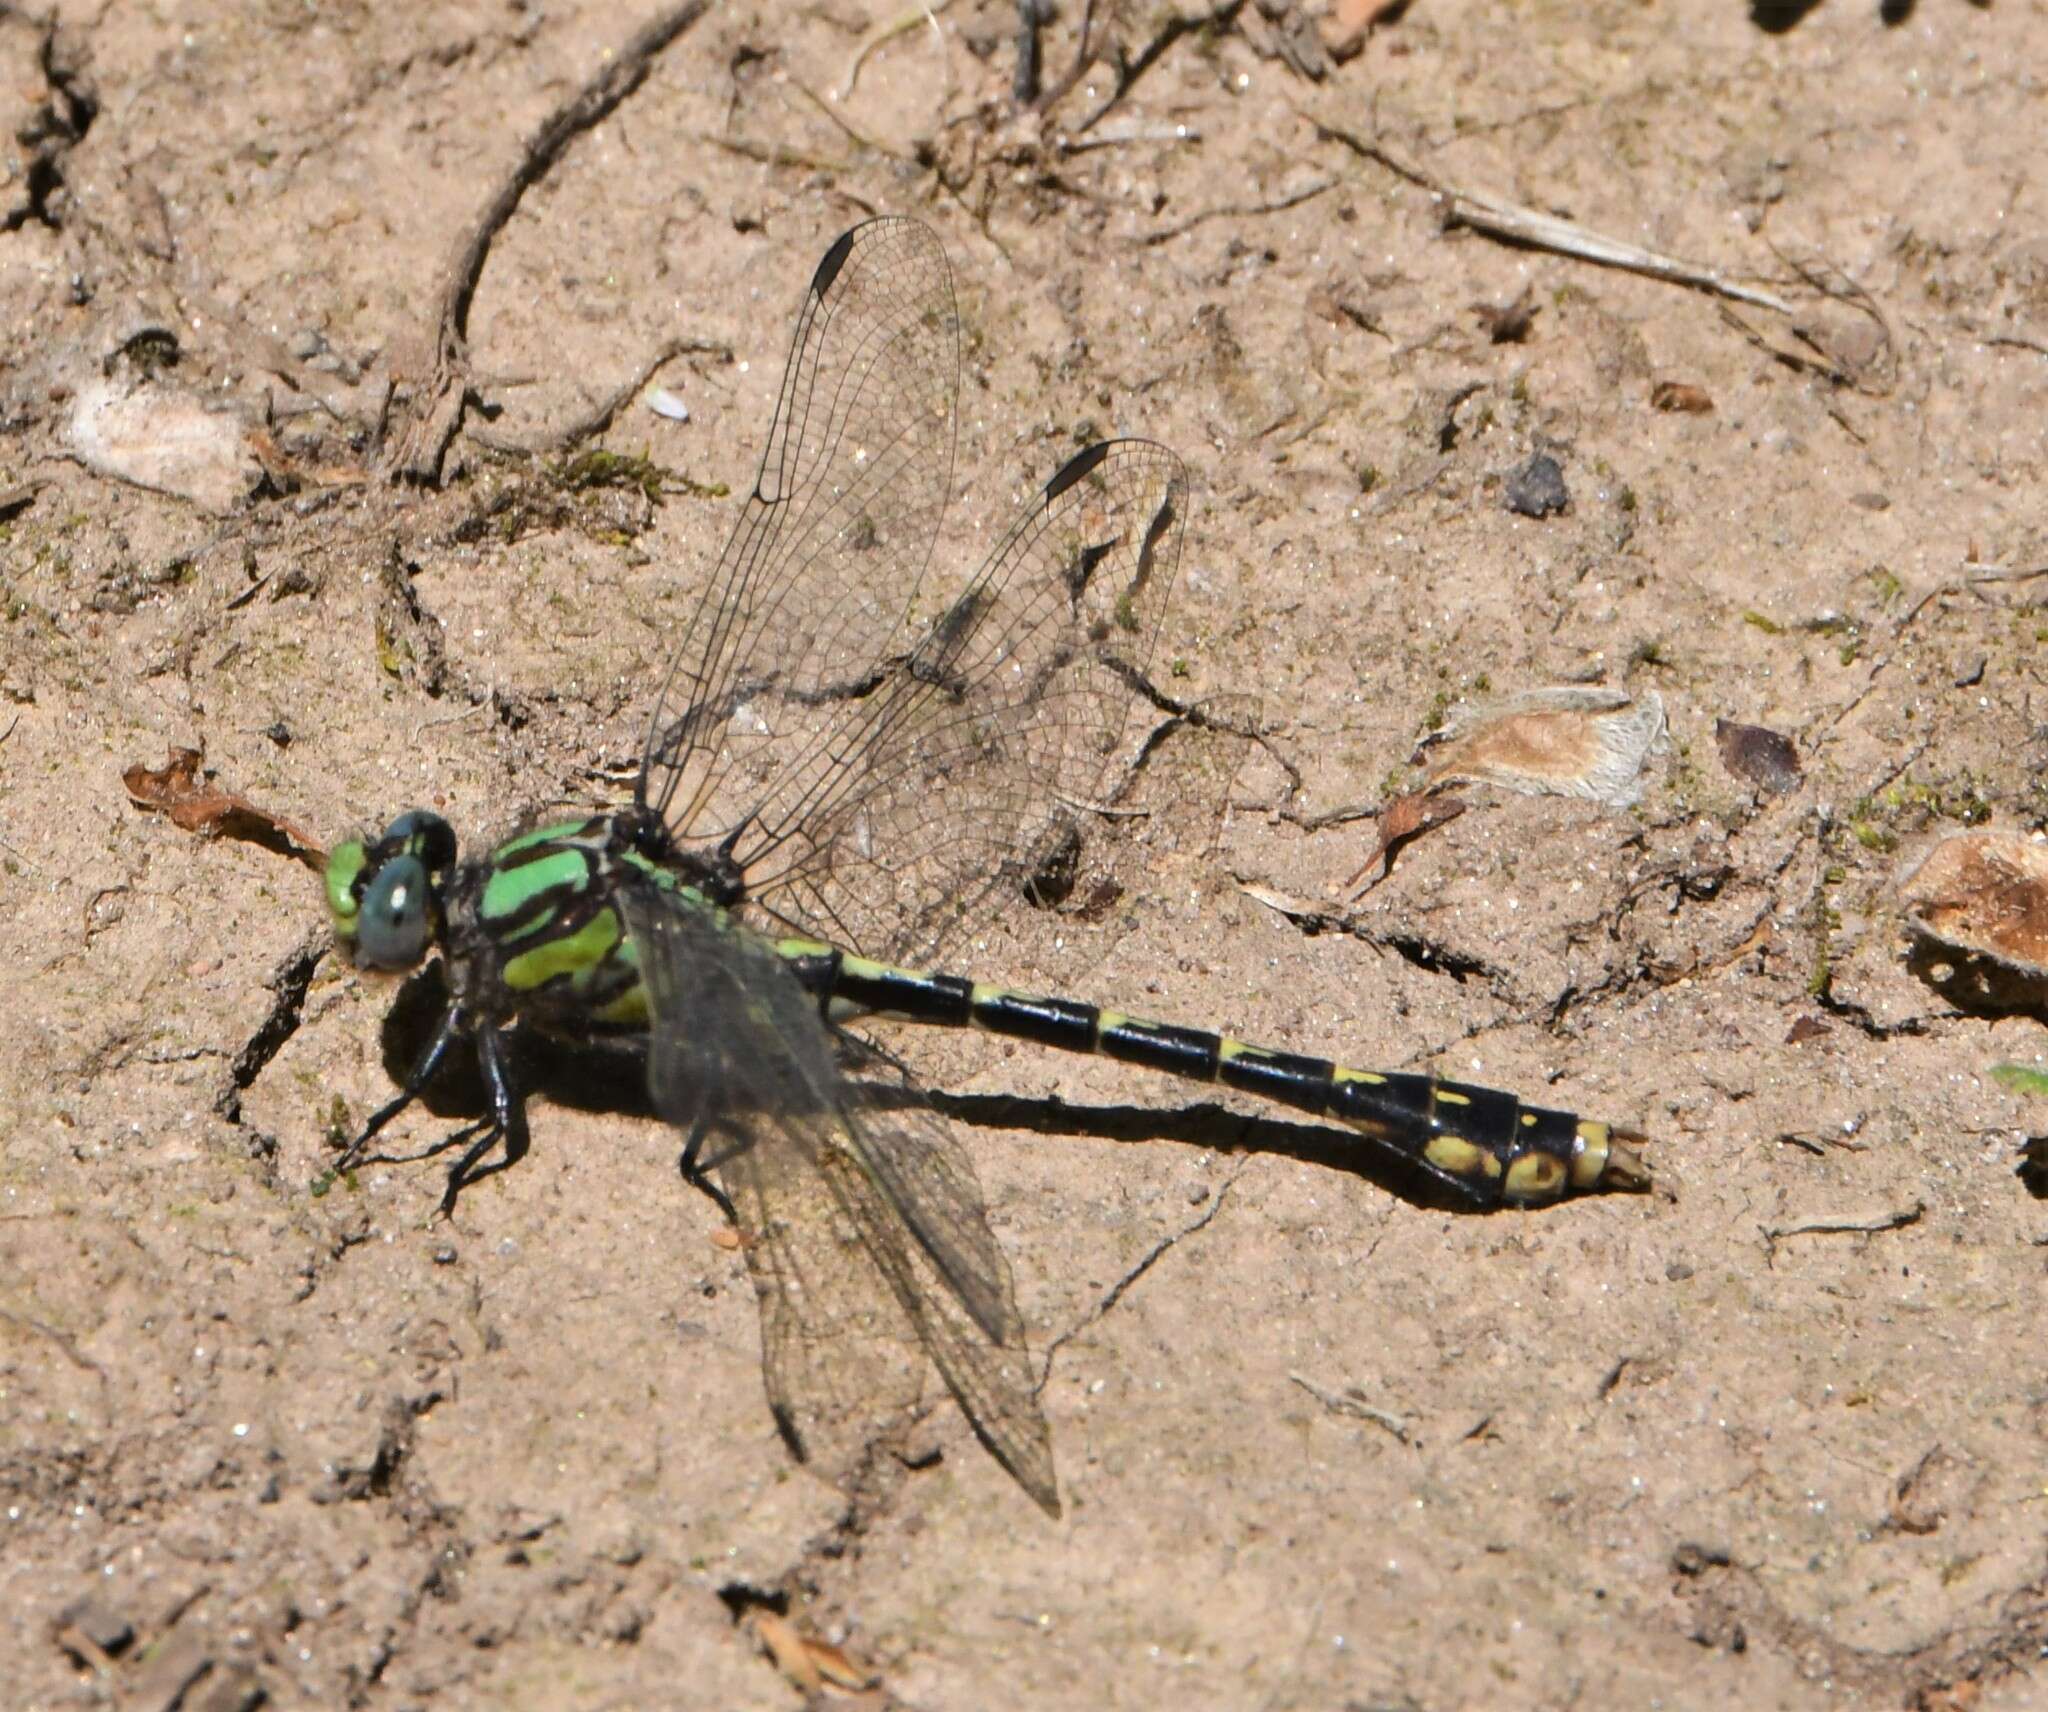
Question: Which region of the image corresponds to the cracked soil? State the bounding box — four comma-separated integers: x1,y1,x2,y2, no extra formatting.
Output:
5,2,2048,1708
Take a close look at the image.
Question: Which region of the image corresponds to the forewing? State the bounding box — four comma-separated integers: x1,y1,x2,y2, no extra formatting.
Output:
732,439,1190,966
638,217,960,841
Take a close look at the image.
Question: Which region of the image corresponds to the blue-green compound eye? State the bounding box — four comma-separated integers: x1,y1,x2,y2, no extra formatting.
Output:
357,853,433,968
383,809,456,869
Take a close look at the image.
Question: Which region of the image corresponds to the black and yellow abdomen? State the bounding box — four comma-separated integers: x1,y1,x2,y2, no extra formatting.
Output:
770,936,1646,1208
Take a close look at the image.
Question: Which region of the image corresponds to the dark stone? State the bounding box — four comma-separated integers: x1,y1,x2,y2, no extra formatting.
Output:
1504,452,1569,518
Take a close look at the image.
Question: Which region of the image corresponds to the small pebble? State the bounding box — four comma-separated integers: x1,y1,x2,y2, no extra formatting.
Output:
1714,717,1802,795
1504,452,1569,518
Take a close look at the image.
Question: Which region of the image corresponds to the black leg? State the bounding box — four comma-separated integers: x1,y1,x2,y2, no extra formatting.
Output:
375,1117,494,1167
337,1003,468,1170
436,1021,530,1216
676,1111,740,1224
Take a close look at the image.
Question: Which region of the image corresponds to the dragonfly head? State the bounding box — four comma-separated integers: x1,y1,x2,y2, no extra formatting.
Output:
325,809,458,971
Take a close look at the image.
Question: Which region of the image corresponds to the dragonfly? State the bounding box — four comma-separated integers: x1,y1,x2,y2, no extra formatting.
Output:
322,218,1651,1517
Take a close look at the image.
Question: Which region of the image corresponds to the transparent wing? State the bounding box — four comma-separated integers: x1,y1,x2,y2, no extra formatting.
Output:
722,438,1190,966
638,217,959,844
618,879,1058,1515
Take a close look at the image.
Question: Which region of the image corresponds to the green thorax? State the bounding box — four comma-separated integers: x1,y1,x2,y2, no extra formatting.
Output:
470,814,701,1033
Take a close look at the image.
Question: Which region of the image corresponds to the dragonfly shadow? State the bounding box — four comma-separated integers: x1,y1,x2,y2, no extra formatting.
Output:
380,967,1491,1212
914,1087,1498,1214
377,964,658,1125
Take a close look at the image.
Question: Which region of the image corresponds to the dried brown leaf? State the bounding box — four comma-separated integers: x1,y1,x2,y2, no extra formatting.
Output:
1422,689,1665,808
123,746,324,869
1346,788,1466,894
1886,1445,1970,1537
807,1637,877,1692
1325,0,1413,59
750,1613,822,1695
1651,379,1714,413
1900,830,2048,975
748,1612,878,1696
1713,718,1801,794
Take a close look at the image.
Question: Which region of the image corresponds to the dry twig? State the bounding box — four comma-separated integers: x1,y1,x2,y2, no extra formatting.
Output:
1302,111,1796,315
839,0,956,101
384,2,711,483
1143,175,1338,245
1077,0,1249,133
1763,1200,1924,1260
467,335,733,457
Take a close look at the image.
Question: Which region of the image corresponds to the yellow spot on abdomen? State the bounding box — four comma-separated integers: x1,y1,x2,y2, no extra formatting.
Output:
1425,1135,1499,1179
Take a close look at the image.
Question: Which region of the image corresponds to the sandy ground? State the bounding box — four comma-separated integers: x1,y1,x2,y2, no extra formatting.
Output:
5,1,2048,1707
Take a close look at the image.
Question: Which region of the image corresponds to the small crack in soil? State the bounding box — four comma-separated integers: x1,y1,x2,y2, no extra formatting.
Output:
1042,1170,1238,1371
222,933,324,1110
1813,989,1937,1042
1672,1541,2048,1707
1369,926,1501,987
216,933,324,1195
4,13,96,232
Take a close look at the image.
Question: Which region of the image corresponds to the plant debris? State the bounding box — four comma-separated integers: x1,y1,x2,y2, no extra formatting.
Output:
1417,688,1667,808
1897,830,2048,1018
746,1611,877,1697
1651,380,1715,413
1714,718,1802,794
123,746,323,869
1345,787,1467,894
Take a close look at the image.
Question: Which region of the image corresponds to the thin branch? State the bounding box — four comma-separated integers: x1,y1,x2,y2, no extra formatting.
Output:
1964,560,2048,585
838,0,957,102
703,132,857,173
789,74,909,162
1143,175,1337,245
1301,109,1796,315
1059,120,1200,155
468,335,734,457
1013,0,1053,103
1763,1200,1924,1261
1289,1373,1412,1443
1036,0,1099,111
1077,0,1248,134
1718,303,1852,384
384,2,711,483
